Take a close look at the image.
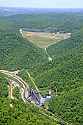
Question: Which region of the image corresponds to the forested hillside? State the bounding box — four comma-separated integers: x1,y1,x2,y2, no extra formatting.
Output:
0,30,47,70
0,97,59,125
18,30,83,125
0,12,83,125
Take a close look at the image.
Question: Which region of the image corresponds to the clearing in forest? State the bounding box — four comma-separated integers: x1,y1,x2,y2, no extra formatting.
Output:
21,29,71,48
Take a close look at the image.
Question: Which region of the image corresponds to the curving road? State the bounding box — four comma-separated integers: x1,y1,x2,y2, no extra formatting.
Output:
0,70,30,102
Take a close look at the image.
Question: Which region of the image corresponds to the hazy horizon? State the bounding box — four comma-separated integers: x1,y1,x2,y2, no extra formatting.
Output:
0,0,82,8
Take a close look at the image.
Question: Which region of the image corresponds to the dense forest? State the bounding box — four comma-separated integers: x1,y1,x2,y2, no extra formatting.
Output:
0,12,83,125
0,97,59,125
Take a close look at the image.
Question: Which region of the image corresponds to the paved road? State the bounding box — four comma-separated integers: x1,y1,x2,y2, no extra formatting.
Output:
0,70,29,88
0,70,30,102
